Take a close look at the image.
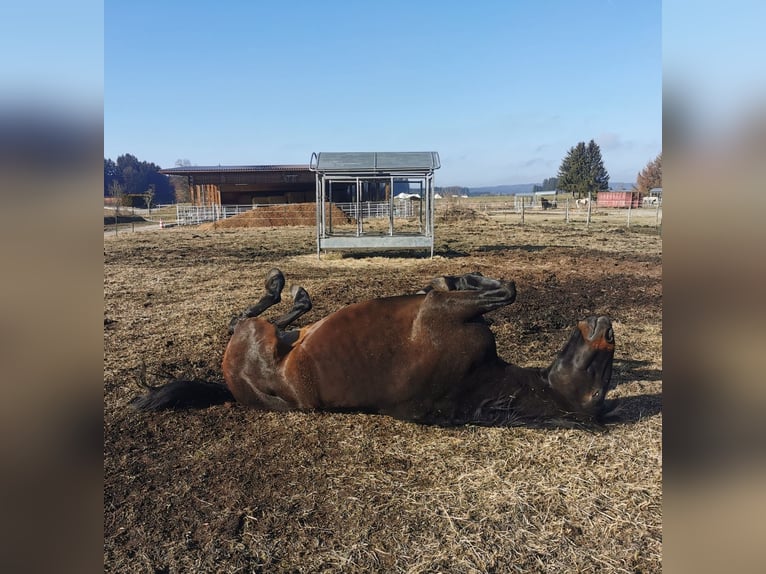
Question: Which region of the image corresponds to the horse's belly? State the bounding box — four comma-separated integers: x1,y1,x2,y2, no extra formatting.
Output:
286,338,428,411
278,296,498,420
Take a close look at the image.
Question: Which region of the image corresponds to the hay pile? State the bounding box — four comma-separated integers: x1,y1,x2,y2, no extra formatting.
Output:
436,203,490,224
199,203,351,230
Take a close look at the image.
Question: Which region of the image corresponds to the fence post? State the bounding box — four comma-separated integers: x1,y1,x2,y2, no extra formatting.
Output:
521,200,525,226
586,193,592,228
655,200,661,230
627,198,632,228
565,199,570,223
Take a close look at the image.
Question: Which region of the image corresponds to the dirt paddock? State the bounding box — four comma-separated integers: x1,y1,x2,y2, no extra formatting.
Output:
104,212,662,572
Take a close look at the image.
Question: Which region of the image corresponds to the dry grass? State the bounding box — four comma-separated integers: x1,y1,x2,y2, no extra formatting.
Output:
104,215,662,573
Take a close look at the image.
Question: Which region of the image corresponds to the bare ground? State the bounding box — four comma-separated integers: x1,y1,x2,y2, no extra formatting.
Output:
104,213,662,573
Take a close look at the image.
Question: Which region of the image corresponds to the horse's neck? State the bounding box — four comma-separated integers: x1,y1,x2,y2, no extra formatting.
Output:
461,362,564,425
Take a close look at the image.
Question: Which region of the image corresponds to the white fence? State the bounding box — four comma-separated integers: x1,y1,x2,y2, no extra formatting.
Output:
159,198,661,230
173,200,422,226
468,198,662,230
175,204,254,225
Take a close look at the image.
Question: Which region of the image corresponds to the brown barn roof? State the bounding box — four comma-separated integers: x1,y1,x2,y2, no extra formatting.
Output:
159,164,310,175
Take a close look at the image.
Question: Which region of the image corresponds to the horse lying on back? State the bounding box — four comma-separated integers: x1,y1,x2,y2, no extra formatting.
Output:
132,269,616,429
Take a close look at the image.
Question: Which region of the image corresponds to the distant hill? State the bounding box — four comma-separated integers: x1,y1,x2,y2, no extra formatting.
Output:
469,184,536,196
468,182,635,196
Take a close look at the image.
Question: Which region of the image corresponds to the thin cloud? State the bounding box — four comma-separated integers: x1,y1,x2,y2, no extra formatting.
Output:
597,132,636,151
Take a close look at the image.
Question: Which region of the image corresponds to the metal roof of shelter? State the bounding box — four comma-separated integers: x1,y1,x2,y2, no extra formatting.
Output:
159,164,309,175
310,152,440,173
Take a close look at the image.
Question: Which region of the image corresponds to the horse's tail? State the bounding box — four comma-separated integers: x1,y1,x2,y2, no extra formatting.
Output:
130,379,234,411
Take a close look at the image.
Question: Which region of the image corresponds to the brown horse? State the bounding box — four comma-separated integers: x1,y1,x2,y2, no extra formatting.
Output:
132,268,616,429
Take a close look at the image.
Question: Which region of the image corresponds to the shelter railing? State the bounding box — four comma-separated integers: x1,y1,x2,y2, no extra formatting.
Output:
333,200,419,220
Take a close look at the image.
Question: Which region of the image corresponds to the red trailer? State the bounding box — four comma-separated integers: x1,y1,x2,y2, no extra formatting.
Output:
596,191,640,208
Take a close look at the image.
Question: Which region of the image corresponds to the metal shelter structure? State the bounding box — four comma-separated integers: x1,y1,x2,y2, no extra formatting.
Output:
310,151,441,257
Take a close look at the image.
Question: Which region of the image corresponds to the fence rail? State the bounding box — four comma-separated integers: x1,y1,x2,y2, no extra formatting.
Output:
175,204,255,225
105,199,661,232
173,200,422,226
464,198,662,230
333,200,420,220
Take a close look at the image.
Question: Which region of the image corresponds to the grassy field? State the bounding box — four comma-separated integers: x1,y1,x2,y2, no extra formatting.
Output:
104,207,662,573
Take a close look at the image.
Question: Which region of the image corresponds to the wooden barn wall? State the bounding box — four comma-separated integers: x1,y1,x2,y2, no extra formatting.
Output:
187,171,315,205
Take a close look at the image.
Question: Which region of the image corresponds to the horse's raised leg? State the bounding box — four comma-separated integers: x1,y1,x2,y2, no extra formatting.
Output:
422,272,516,320
228,268,286,334
417,271,486,294
273,285,313,329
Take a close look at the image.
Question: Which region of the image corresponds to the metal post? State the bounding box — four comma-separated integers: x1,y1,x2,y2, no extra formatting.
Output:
566,199,570,223
388,177,394,236
315,173,321,259
627,197,632,228
356,178,362,236
428,174,434,257
655,199,661,229
586,193,592,228
521,200,525,225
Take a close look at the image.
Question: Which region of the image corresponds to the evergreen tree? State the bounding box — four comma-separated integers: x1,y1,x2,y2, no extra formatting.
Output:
104,158,120,191
104,154,175,203
557,140,610,198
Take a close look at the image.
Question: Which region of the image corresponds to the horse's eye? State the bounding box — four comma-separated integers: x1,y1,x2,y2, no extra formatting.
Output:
591,390,601,399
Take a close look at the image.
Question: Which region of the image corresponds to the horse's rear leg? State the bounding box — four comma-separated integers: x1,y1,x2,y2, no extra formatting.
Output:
228,268,286,334
418,271,487,294
273,285,313,329
423,273,516,318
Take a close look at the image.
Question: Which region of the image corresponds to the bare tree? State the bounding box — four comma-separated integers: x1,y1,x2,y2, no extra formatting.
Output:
635,153,662,195
109,181,125,235
144,184,155,214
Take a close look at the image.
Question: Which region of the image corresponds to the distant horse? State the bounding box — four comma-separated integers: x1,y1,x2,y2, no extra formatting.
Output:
575,197,590,209
132,269,616,429
643,196,659,206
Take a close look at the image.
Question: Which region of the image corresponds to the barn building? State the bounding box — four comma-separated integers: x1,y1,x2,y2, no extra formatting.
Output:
160,152,441,257
158,164,316,206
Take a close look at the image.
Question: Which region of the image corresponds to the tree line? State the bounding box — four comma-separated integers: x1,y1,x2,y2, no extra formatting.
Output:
104,154,175,206
104,147,662,205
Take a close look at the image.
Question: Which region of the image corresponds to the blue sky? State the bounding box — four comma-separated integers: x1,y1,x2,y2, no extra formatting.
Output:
105,1,661,187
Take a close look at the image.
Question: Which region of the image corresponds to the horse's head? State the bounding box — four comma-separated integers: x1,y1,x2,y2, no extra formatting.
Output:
546,316,615,424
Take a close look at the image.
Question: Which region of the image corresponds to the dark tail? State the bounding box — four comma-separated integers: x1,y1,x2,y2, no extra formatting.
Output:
130,379,234,411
